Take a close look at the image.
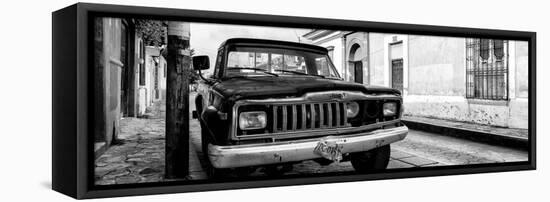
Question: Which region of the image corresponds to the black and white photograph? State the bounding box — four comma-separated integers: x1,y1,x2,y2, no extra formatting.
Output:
5,0,550,200
92,17,529,186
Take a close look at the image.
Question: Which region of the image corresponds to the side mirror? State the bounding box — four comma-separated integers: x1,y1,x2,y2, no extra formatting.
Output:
192,55,210,70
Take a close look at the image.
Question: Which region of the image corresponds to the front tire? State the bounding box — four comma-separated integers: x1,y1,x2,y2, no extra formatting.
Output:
350,145,391,173
263,164,293,177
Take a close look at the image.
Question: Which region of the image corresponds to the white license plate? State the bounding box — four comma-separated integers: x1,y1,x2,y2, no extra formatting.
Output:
313,140,343,162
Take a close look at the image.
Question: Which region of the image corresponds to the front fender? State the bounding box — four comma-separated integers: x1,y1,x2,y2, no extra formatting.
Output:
201,106,230,145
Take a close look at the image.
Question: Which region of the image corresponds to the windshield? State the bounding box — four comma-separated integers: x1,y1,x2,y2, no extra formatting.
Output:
224,47,340,79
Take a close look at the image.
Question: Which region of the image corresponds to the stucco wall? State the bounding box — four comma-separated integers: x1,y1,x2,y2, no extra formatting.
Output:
101,18,123,144
515,41,529,98
368,33,387,87
407,36,465,96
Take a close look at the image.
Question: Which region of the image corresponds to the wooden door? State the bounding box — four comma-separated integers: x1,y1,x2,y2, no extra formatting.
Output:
391,59,403,92
354,61,363,84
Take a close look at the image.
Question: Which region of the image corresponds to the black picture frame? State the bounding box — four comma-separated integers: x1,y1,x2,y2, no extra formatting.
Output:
52,3,536,199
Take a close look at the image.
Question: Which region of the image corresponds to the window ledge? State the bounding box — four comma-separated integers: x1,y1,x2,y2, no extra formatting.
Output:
466,98,509,106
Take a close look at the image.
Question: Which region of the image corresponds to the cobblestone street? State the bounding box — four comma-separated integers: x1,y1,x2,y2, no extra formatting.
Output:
189,122,528,177
95,101,168,185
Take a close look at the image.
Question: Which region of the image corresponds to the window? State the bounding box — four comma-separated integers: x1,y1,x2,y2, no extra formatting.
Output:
224,47,340,78
281,54,307,73
466,39,508,100
390,42,403,90
316,57,339,78
213,50,223,78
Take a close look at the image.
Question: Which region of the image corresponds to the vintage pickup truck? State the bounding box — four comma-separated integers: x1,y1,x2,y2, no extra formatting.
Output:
192,38,408,176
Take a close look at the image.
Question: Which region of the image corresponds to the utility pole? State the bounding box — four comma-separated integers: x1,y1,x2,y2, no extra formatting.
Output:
165,21,191,179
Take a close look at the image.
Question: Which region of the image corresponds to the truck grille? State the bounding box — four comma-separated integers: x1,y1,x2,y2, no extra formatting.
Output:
270,102,348,132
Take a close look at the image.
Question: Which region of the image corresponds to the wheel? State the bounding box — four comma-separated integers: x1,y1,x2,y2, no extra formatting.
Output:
199,121,224,178
350,145,391,173
196,99,208,160
230,167,256,178
201,134,228,178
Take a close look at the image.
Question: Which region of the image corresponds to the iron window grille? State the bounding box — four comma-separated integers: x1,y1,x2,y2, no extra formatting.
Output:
466,38,509,100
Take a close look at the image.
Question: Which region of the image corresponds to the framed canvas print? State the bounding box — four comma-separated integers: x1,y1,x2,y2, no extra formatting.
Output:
52,3,536,199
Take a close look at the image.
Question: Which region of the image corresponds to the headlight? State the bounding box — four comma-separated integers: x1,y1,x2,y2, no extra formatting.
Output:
383,102,397,116
346,102,360,118
239,111,267,130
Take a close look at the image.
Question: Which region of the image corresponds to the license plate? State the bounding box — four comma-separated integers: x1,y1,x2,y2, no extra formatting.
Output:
313,139,343,162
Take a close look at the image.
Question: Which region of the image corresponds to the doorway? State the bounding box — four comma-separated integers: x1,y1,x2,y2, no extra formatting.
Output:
353,61,363,84
391,59,403,92
389,41,404,92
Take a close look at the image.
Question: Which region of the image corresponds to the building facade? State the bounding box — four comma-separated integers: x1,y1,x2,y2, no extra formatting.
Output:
93,19,190,157
94,17,143,155
138,46,167,116
303,30,528,129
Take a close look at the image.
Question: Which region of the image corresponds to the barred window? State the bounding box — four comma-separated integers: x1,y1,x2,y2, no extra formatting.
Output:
466,39,508,100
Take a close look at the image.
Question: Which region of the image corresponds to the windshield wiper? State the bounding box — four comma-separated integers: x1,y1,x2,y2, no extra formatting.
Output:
273,69,325,78
226,67,278,77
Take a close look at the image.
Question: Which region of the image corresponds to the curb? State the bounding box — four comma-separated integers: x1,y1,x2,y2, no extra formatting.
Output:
187,140,208,180
402,119,528,150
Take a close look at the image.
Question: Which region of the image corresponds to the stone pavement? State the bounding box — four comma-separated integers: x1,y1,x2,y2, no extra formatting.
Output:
94,101,207,185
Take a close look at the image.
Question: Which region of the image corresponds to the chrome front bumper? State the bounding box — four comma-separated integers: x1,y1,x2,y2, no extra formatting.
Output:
208,125,408,168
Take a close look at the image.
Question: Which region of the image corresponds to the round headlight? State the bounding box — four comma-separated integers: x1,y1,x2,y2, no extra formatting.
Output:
346,102,360,118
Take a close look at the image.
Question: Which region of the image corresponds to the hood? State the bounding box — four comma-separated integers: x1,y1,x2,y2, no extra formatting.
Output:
212,76,401,101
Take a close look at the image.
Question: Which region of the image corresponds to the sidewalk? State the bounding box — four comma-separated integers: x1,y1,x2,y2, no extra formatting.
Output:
401,116,528,150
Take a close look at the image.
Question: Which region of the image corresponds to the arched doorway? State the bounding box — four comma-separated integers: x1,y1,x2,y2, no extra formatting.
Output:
349,43,363,84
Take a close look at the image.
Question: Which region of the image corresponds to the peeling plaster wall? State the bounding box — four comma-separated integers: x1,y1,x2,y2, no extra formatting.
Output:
403,95,527,129
403,95,511,127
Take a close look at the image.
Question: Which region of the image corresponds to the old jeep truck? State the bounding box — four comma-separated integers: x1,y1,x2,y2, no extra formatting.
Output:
192,38,408,176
